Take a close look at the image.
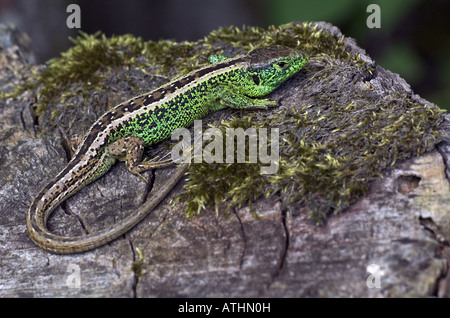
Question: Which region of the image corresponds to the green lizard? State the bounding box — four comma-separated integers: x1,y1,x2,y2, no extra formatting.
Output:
27,46,309,254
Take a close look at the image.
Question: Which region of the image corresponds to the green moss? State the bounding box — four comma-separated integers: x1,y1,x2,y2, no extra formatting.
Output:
178,117,272,217
2,22,445,223
131,247,146,278
2,32,147,115
180,95,444,224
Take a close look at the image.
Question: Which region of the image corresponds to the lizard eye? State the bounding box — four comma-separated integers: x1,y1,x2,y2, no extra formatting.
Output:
276,61,287,69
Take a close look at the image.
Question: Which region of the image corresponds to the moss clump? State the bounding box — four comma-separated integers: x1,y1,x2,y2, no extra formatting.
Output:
2,22,445,223
131,247,146,278
180,96,444,223
2,32,148,115
273,96,443,222
177,116,273,217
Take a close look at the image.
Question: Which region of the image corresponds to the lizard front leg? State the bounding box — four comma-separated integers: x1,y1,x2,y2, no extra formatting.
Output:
210,85,277,112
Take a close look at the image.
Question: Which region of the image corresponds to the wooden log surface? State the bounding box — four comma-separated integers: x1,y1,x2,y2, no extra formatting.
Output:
0,22,449,298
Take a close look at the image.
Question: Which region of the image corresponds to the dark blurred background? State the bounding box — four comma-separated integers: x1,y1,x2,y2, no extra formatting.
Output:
0,0,449,110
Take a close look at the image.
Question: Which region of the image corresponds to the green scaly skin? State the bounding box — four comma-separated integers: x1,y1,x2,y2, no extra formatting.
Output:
27,46,309,254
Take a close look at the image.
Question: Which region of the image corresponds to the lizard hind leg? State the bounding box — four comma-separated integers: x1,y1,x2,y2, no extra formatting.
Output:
107,136,174,183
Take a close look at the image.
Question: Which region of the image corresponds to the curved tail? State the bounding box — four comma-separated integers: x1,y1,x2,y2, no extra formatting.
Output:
26,164,188,254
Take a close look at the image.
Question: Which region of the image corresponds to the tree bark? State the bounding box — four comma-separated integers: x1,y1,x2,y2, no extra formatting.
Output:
0,22,449,298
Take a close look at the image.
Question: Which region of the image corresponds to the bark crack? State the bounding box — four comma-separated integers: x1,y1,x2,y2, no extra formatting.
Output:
233,209,248,270
436,142,450,181
273,203,289,279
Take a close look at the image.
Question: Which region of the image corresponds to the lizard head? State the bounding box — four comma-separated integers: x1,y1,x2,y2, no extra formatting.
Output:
240,46,309,97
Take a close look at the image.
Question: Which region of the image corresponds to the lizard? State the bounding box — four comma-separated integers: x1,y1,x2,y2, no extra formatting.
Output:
26,45,309,254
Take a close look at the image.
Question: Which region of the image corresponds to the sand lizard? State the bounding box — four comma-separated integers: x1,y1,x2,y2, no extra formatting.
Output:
27,46,309,254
